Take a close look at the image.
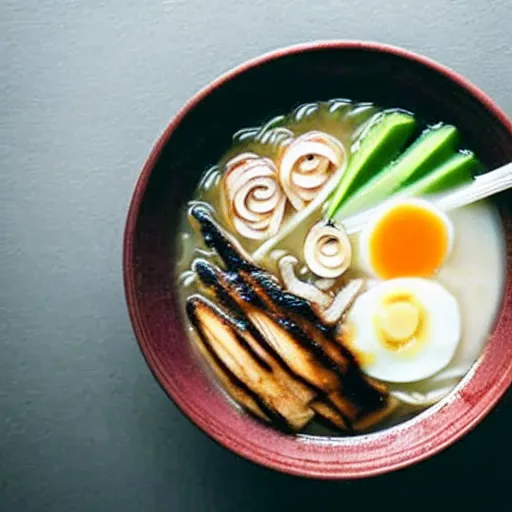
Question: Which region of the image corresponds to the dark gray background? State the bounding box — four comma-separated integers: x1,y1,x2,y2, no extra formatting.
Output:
1,1,511,511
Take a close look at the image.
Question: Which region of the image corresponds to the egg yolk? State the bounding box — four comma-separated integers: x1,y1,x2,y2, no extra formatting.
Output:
380,301,420,343
373,291,428,353
369,203,450,279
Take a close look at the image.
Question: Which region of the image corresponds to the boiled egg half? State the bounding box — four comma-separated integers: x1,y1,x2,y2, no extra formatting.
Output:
345,278,461,383
360,199,454,279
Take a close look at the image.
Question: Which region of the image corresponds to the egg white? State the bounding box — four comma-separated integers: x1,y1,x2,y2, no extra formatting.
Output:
346,278,461,383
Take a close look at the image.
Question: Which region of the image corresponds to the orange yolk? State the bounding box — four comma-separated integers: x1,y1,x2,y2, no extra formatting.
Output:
369,203,450,279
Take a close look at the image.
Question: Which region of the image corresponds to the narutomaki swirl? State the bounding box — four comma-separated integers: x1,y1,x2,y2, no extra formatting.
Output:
304,220,352,278
278,131,346,211
222,153,286,240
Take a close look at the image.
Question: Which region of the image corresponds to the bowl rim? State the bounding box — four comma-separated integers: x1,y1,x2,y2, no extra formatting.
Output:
123,40,512,479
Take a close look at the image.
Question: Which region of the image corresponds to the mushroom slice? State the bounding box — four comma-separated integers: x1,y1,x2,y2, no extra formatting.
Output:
313,395,398,432
278,255,332,309
304,220,352,279
311,400,349,430
322,278,366,325
278,254,366,325
187,295,314,431
243,270,388,418
246,269,351,373
192,259,317,404
247,308,341,393
193,332,269,422
193,259,339,393
315,278,337,291
352,396,400,431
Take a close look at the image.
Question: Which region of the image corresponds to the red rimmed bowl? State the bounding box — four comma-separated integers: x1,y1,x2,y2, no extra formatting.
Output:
123,41,512,479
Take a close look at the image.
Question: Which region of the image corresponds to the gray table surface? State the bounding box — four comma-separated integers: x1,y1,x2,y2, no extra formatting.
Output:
2,1,512,510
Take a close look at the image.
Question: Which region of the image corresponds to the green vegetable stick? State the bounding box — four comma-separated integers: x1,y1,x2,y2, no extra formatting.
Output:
398,151,477,198
326,111,416,218
332,124,459,218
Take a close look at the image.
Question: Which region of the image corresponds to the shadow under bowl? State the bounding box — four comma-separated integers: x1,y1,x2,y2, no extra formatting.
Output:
124,41,512,479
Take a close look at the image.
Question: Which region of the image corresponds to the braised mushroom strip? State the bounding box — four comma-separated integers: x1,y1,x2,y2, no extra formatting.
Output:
186,205,390,432
277,255,366,325
187,296,314,432
278,255,332,309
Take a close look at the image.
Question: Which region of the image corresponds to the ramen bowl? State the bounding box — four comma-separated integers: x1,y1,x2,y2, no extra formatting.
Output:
123,41,512,479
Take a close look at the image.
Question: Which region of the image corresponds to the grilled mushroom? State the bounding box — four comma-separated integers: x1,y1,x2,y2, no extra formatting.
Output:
193,257,386,426
193,330,270,422
188,205,391,431
193,260,340,393
187,295,314,431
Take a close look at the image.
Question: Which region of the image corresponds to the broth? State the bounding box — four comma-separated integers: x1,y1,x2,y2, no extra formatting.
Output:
175,99,507,435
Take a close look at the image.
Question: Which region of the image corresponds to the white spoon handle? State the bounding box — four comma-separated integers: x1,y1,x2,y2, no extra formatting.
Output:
343,161,512,235
436,161,512,212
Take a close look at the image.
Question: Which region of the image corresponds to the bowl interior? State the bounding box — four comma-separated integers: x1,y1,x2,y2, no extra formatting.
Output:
125,43,512,478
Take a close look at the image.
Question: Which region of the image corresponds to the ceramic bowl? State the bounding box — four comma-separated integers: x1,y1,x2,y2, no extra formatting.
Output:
123,41,512,479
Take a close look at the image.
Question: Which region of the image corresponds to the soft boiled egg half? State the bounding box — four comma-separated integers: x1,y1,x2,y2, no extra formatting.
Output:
359,198,454,279
345,278,461,383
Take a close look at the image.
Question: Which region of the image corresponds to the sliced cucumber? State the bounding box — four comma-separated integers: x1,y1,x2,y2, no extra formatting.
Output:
326,111,416,218
398,151,477,199
333,124,459,218
400,124,459,186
